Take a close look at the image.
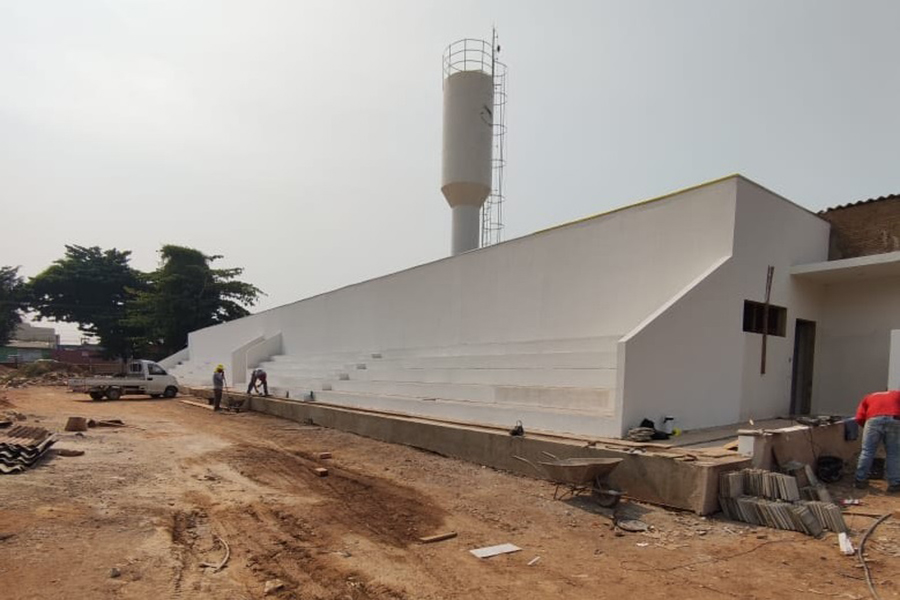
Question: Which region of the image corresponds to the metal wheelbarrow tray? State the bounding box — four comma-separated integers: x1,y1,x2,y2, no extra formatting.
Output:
513,453,624,507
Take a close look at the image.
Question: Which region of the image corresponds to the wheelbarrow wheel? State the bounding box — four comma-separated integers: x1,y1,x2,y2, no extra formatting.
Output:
591,476,623,508
592,488,623,508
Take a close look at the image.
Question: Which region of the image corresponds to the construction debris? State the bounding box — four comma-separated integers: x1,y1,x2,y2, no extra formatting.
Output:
527,556,541,566
264,579,285,595
64,416,88,432
719,468,847,535
55,448,85,457
314,467,329,477
0,363,88,390
838,532,855,555
418,532,458,544
199,535,230,572
181,399,214,411
470,543,521,559
0,425,56,474
317,452,332,459
88,419,126,428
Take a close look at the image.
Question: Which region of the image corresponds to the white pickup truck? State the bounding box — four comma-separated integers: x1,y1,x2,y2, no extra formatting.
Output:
69,360,180,401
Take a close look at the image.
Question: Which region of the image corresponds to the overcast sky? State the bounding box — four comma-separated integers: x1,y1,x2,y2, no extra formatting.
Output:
2,1,899,343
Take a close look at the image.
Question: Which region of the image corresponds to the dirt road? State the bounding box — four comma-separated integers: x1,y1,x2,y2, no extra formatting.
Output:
1,387,898,599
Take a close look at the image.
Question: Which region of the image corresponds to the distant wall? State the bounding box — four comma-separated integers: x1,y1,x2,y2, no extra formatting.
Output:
820,195,900,259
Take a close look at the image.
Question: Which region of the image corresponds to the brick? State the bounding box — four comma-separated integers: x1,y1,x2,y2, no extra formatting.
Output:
314,467,328,477
317,452,332,459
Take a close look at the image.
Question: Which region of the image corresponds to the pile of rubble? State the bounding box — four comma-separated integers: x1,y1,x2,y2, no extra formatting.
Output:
0,362,88,389
0,425,56,474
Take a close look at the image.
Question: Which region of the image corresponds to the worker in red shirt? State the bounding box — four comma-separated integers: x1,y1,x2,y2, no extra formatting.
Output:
853,389,900,492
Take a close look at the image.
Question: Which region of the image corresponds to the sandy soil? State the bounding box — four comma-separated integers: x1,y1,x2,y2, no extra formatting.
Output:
1,386,899,600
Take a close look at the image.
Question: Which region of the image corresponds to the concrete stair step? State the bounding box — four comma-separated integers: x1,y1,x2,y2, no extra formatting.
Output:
366,350,617,370
349,366,616,388
327,380,614,411
376,335,621,359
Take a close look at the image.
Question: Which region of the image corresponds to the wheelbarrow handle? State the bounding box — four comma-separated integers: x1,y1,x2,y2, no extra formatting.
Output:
512,455,543,474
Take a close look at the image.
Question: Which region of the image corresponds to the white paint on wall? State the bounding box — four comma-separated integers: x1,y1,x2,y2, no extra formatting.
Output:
618,178,830,433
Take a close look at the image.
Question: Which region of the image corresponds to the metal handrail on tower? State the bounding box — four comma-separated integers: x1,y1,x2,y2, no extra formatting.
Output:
482,57,507,247
442,38,495,80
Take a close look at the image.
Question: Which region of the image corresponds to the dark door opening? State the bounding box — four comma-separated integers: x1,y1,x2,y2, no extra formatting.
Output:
790,319,816,415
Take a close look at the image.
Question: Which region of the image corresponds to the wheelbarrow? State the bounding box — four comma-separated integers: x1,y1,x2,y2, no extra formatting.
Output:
514,452,624,508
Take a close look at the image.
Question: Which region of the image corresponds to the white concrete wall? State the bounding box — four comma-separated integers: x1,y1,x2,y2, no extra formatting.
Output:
159,347,189,371
813,280,900,413
619,178,830,433
246,333,283,370
190,179,738,357
187,177,741,435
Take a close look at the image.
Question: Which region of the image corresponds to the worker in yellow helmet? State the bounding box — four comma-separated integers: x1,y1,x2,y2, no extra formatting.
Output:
211,364,226,412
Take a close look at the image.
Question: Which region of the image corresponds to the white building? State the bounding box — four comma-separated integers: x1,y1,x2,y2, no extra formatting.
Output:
166,175,900,439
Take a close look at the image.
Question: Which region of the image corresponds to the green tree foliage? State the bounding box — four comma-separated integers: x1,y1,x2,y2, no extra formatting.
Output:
0,266,26,346
127,245,262,357
28,245,145,359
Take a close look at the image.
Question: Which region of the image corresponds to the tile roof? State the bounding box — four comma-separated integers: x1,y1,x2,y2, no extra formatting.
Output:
819,193,900,214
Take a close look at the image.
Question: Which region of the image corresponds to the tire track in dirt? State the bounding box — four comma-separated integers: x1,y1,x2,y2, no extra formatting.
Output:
221,443,447,548
169,443,449,598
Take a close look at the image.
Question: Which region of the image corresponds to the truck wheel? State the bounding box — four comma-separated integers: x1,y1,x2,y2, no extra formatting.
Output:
89,391,104,401
150,394,162,399
163,386,178,399
105,388,122,401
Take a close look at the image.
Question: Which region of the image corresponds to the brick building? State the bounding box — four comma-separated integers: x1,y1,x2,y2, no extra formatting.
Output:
819,194,900,260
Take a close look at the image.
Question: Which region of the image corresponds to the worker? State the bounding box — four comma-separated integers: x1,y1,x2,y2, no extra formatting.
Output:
246,368,259,395
212,364,226,412
255,367,269,396
853,389,900,492
246,368,269,396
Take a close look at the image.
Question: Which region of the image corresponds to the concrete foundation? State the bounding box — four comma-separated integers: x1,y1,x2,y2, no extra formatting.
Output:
187,388,749,514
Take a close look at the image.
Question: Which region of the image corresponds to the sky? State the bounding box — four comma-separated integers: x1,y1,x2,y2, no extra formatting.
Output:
2,1,899,344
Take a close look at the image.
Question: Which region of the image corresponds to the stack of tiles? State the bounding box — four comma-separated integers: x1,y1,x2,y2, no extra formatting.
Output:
0,425,56,474
719,468,847,536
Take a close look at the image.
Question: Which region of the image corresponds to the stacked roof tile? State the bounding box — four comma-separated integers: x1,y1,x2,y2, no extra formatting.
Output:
0,425,55,474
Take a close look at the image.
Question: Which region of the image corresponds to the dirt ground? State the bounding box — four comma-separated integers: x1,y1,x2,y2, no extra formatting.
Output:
1,387,899,600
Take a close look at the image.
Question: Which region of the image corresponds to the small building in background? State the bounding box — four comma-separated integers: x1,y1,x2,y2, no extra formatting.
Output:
0,323,58,365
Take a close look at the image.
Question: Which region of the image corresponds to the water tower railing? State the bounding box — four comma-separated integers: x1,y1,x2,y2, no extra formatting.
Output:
442,38,495,80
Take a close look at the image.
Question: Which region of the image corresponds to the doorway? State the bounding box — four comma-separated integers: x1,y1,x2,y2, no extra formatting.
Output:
790,319,816,415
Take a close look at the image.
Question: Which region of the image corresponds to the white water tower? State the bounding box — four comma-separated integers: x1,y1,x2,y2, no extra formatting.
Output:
442,38,497,255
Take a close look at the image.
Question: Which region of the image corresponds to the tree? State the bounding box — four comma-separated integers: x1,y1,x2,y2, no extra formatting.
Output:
0,266,26,346
127,245,262,357
28,245,146,359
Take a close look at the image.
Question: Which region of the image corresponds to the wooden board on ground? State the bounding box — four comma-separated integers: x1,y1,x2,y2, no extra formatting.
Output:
419,532,458,544
181,399,213,411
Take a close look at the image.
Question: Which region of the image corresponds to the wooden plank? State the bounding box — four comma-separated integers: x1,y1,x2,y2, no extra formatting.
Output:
418,532,458,544
181,399,213,411
722,440,739,451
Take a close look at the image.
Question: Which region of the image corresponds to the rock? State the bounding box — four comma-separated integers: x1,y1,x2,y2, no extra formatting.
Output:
109,567,121,578
264,579,285,595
